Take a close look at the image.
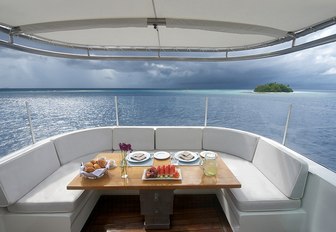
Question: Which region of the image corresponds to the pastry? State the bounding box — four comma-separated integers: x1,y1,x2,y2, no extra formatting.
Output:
85,162,94,167
85,166,95,173
93,163,101,169
97,159,107,168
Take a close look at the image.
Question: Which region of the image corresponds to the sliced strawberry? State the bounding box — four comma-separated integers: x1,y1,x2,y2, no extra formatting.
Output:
146,169,152,178
173,171,180,178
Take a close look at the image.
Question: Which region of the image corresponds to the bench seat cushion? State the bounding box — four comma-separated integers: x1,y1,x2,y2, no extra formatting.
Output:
53,127,113,165
8,153,97,213
253,138,308,199
221,154,301,212
203,127,259,161
0,141,60,207
156,127,203,150
112,127,155,150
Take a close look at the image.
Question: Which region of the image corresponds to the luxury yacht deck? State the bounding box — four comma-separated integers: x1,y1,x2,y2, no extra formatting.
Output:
82,194,232,232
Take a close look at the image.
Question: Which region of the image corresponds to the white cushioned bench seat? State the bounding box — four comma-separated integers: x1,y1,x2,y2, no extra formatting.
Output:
0,126,311,232
221,136,308,214
8,161,90,213
253,138,308,199
0,131,106,232
221,154,301,212
0,141,60,207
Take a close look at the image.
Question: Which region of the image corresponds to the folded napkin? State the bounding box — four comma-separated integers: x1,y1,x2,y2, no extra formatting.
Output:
92,168,106,177
130,152,147,161
179,151,195,161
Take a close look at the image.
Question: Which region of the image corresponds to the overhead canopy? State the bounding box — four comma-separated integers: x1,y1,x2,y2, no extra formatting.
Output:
0,0,335,61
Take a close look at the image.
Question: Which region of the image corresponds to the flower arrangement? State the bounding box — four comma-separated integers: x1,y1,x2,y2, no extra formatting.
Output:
119,143,132,152
119,143,132,178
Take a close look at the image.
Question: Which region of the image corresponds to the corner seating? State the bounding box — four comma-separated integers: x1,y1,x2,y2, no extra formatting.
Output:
0,127,114,232
0,126,309,232
203,127,309,232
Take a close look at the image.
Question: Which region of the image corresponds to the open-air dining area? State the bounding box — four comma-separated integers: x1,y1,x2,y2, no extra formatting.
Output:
0,126,323,232
67,150,241,230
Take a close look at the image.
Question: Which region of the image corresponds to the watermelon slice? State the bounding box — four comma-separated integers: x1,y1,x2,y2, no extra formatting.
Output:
165,165,170,177
157,166,162,178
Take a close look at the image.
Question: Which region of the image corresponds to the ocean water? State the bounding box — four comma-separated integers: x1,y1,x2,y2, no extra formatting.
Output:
0,89,335,172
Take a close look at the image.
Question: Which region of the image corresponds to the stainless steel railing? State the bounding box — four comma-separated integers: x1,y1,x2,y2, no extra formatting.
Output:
282,104,292,145
115,96,119,126
25,101,36,144
24,97,292,146
204,96,208,127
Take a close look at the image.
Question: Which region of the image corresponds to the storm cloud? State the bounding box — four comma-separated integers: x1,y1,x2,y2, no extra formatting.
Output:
1,28,336,90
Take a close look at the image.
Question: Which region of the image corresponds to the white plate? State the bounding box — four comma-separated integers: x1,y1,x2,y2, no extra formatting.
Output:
174,151,199,163
154,151,170,160
142,169,182,181
200,151,218,158
126,151,151,163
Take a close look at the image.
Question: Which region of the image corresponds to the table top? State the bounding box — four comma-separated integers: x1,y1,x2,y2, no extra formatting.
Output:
67,152,241,190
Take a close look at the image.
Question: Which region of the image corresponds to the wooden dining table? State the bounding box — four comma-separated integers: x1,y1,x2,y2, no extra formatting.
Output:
67,151,241,229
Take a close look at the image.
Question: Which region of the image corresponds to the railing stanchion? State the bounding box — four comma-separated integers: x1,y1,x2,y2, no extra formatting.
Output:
282,104,292,145
204,96,208,127
25,101,36,144
115,96,119,126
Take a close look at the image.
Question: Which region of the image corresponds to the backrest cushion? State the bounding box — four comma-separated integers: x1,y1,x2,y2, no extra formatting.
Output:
203,127,259,161
156,127,203,150
53,127,113,165
112,127,155,150
0,141,60,206
253,138,309,199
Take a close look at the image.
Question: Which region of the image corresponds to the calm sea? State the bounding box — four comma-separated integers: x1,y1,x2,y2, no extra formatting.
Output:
0,89,335,172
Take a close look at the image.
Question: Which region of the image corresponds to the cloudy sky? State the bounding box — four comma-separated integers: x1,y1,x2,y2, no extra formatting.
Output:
1,27,336,90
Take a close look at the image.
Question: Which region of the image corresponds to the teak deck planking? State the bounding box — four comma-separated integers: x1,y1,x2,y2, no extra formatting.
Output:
81,194,233,232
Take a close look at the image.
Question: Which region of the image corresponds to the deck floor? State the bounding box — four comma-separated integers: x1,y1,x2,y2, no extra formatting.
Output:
82,194,232,232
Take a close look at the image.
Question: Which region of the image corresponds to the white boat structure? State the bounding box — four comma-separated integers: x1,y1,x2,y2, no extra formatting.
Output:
0,1,336,232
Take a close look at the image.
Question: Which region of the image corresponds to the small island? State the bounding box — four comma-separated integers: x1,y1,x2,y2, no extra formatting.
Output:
254,82,293,93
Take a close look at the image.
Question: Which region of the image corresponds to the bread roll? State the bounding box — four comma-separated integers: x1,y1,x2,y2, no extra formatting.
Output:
85,162,94,167
93,163,101,169
85,166,95,173
97,159,107,168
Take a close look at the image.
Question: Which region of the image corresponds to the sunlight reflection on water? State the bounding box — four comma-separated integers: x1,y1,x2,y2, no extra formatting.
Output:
0,89,335,172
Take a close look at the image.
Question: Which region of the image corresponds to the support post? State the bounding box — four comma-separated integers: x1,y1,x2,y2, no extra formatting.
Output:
204,96,208,127
282,104,292,145
25,101,36,144
114,96,119,126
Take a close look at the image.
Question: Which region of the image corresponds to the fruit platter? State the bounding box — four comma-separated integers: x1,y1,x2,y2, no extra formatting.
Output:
80,157,112,179
142,164,182,180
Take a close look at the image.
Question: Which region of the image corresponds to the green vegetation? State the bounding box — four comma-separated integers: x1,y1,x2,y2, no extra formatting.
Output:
254,82,293,93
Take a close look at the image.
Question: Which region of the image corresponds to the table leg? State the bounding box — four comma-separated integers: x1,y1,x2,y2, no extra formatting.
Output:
139,189,174,229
